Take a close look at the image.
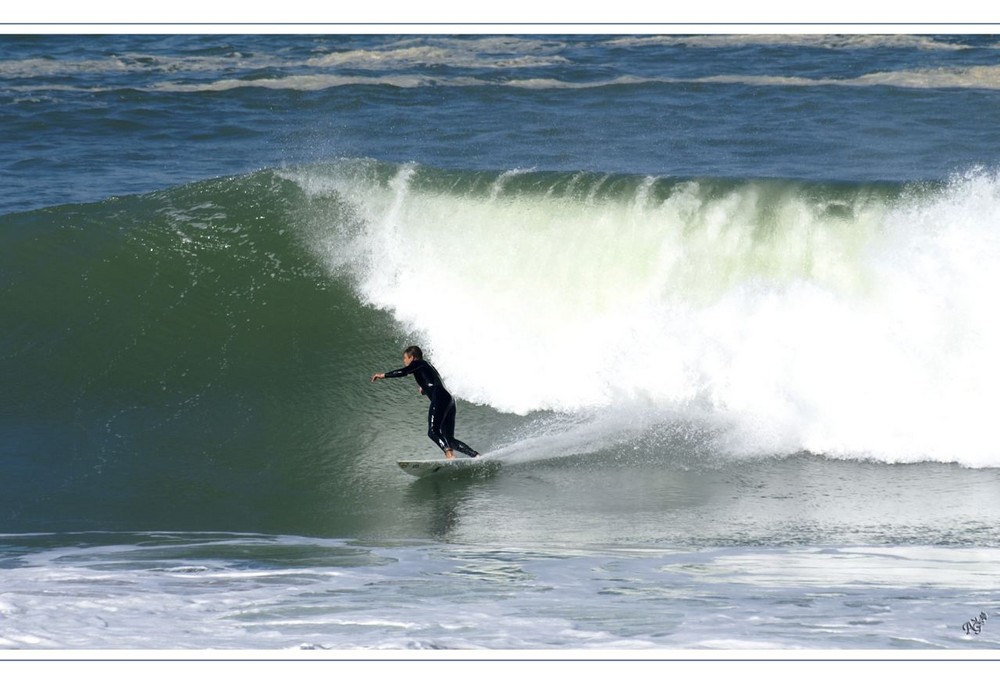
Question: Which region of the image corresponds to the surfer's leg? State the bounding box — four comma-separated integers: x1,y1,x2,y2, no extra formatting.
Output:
442,400,479,458
450,439,479,458
427,396,454,457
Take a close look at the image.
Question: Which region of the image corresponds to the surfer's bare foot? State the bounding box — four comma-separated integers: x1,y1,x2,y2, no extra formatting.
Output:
445,450,455,460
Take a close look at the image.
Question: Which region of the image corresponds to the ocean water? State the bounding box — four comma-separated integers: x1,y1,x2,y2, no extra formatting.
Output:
3,33,1000,651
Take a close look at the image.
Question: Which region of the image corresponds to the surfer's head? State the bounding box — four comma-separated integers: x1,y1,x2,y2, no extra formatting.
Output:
403,345,423,364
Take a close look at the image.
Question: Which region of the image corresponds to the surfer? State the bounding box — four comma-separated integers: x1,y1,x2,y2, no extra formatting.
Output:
371,346,481,460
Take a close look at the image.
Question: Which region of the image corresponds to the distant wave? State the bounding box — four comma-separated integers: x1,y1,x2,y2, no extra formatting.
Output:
17,66,997,94
0,36,568,81
605,34,997,51
6,34,1000,95
2,35,988,83
686,65,1000,90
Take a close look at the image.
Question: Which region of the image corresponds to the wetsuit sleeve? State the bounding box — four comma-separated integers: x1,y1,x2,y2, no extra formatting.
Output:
383,361,420,379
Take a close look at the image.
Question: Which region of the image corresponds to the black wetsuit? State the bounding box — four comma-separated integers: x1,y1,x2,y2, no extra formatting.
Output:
384,359,479,457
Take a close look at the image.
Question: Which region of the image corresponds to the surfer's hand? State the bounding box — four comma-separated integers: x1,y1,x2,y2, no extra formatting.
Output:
371,373,385,383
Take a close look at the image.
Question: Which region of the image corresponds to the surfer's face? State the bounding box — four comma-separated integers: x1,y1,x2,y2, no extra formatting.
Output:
403,352,414,366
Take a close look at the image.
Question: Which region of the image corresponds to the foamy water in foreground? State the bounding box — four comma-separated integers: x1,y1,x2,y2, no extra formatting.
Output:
2,533,998,650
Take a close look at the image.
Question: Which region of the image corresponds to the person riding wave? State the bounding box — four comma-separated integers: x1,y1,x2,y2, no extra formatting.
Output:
371,346,480,460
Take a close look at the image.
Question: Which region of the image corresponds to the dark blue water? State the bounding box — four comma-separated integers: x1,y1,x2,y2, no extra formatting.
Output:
4,34,1000,215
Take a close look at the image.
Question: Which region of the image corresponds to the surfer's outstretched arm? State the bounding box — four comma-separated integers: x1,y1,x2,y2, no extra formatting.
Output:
371,363,418,383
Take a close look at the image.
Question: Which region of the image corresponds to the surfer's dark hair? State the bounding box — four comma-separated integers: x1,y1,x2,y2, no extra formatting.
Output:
403,345,423,360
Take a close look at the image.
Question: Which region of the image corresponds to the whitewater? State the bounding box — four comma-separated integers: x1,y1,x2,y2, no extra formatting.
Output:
290,161,1000,467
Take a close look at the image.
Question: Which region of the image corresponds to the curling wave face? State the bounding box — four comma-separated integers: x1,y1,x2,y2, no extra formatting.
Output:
5,161,1000,534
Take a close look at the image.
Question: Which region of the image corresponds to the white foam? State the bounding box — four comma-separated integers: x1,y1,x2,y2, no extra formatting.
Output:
605,34,991,51
143,66,1000,94
296,163,1000,466
3,533,999,649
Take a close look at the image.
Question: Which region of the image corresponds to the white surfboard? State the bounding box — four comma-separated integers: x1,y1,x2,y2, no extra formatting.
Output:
397,457,500,478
